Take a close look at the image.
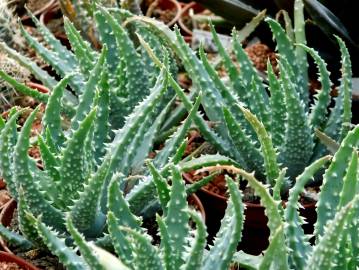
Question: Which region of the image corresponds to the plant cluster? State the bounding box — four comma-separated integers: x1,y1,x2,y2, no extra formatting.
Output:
0,0,357,269
134,3,352,190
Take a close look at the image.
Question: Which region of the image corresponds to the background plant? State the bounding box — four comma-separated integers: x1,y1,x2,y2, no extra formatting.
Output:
199,125,359,270
0,54,223,255
16,164,244,270
134,2,352,191
194,0,359,76
0,6,177,130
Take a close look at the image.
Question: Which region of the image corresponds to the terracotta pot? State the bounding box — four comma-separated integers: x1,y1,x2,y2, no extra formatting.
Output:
188,193,206,222
21,0,57,22
183,173,317,255
25,82,50,94
146,0,182,27
0,199,17,253
178,2,205,35
0,251,39,270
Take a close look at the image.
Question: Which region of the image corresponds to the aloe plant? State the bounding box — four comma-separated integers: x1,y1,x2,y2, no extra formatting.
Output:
3,124,357,270
132,4,352,189
59,0,142,44
0,6,177,129
9,163,244,270
199,125,359,270
0,54,195,245
0,46,227,254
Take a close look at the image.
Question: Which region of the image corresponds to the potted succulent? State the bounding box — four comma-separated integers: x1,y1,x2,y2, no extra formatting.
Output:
130,0,353,254
145,0,182,27
2,122,357,270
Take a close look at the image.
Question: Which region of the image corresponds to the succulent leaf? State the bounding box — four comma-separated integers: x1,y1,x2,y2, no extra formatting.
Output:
14,107,64,230
315,126,359,237
59,108,97,207
285,155,331,269
203,177,244,270
27,213,88,270
182,210,207,270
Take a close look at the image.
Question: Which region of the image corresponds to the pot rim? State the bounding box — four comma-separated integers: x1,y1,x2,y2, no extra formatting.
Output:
0,251,40,270
0,199,17,253
178,2,205,36
26,82,50,94
145,0,182,27
21,0,57,21
183,172,317,208
188,193,206,222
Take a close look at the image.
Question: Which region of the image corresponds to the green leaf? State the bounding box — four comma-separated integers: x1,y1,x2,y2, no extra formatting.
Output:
66,217,105,270
19,22,85,95
14,107,64,230
99,7,149,110
308,195,359,270
156,214,174,270
27,213,88,270
18,189,43,246
0,42,58,90
285,155,331,269
138,35,238,160
240,106,280,185
0,109,22,199
42,75,73,146
87,244,131,270
164,165,189,268
267,61,286,148
266,18,308,106
233,167,286,235
154,94,202,168
231,251,262,270
59,108,97,207
182,210,207,270
259,226,289,270
293,0,308,96
0,70,49,103
315,126,359,237
209,22,246,99
93,70,110,165
108,175,141,230
299,44,332,130
148,162,170,215
278,61,313,179
120,226,164,270
232,33,270,127
203,177,244,270
223,107,263,175
179,154,238,172
71,46,107,131
338,151,358,209
0,224,32,251
63,17,97,77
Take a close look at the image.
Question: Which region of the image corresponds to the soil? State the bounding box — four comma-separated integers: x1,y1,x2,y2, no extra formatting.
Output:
25,0,52,14
15,250,64,270
0,261,24,270
244,43,277,73
150,8,177,25
5,209,64,270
